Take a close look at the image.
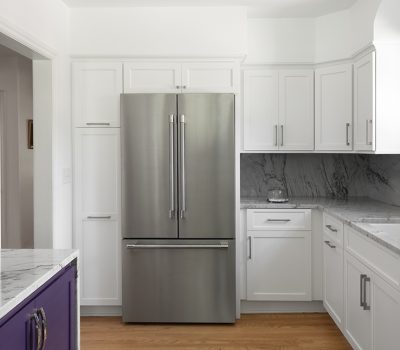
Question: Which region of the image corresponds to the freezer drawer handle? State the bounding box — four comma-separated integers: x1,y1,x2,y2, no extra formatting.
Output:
126,244,229,249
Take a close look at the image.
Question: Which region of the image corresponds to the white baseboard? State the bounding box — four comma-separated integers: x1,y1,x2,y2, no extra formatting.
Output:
240,300,325,314
81,306,122,317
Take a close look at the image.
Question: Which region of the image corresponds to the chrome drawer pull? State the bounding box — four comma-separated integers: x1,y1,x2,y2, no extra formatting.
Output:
325,224,338,232
267,219,291,222
86,122,111,126
324,240,336,249
87,215,112,219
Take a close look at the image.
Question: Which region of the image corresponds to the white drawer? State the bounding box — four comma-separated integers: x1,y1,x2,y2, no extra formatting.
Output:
323,213,344,246
345,225,400,290
247,209,311,231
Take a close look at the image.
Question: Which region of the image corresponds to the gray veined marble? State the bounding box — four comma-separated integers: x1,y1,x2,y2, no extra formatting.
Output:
0,249,78,319
241,154,400,206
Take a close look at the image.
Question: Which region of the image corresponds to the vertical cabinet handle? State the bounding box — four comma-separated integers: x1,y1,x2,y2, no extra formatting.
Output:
169,114,175,219
38,307,48,349
366,119,373,146
248,236,252,259
179,114,186,219
346,123,351,146
274,125,278,147
360,274,366,308
363,275,371,310
31,311,42,350
281,125,284,147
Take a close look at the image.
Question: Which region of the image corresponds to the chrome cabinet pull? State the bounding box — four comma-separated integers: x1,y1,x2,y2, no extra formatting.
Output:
126,244,229,249
281,125,284,146
274,125,278,147
366,119,369,146
87,216,111,219
346,123,351,146
179,114,186,219
31,311,42,350
38,307,48,349
360,274,365,308
363,275,371,310
325,224,338,233
366,119,373,146
324,240,336,249
182,85,187,89
85,122,111,126
176,85,180,89
267,219,291,222
248,236,252,259
169,114,175,219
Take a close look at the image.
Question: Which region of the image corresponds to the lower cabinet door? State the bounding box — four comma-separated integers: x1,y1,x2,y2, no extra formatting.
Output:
372,273,400,350
246,231,312,301
323,236,344,328
0,300,36,349
344,252,372,350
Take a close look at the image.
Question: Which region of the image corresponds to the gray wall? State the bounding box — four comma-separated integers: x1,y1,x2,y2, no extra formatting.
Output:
241,154,400,206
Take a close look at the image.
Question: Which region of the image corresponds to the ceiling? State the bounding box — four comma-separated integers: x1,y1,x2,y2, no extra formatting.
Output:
62,0,359,18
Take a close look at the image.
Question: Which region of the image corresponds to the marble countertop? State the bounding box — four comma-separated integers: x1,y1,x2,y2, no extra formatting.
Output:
241,197,400,255
0,249,78,320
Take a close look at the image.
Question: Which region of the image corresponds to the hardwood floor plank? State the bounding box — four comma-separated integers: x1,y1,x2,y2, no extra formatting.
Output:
80,313,351,350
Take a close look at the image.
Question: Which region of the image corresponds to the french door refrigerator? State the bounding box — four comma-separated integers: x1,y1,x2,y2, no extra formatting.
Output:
121,93,235,323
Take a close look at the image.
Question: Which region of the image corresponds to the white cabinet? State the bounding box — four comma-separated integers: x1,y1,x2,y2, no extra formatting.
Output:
72,62,123,127
243,69,314,152
344,252,372,350
279,70,314,151
354,52,375,151
323,235,344,329
74,128,121,305
123,62,181,93
124,61,238,93
315,64,353,151
246,210,312,301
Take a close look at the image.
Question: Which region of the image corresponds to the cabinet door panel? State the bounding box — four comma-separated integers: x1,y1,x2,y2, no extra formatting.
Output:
72,62,122,127
279,70,314,151
247,231,311,301
243,70,279,151
323,236,344,328
372,273,400,350
181,62,238,93
354,52,375,151
315,64,353,151
124,62,181,93
344,252,372,350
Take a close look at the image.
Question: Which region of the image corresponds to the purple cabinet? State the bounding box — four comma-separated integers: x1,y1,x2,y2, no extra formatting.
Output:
0,262,77,350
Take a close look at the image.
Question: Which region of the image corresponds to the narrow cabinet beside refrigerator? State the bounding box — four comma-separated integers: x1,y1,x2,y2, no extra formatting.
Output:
74,128,121,306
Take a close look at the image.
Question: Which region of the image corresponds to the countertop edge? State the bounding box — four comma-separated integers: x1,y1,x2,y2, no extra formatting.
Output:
0,250,79,320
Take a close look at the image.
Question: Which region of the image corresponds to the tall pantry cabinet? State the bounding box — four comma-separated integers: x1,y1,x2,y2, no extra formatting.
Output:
73,62,122,306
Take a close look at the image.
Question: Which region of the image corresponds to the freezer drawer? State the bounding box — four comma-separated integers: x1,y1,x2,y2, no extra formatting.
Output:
122,239,236,323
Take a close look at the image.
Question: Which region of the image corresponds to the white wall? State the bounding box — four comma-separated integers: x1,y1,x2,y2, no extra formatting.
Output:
0,0,72,248
0,54,33,248
70,7,247,57
245,18,315,64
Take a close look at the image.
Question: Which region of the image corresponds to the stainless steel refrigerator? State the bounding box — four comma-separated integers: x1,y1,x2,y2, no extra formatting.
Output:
121,93,236,323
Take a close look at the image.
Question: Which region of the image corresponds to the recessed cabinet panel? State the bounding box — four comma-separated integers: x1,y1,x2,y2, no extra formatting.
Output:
123,62,181,93
243,70,279,151
279,70,314,151
73,62,123,127
354,52,375,151
247,231,312,301
315,64,353,151
181,62,238,93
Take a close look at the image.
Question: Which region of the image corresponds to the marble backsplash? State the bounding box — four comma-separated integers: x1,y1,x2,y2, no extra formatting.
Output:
241,154,400,207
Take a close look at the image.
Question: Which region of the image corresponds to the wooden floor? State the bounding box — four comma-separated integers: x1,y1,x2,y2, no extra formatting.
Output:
80,313,351,350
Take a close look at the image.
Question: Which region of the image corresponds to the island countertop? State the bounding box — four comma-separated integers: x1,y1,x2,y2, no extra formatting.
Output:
0,249,78,320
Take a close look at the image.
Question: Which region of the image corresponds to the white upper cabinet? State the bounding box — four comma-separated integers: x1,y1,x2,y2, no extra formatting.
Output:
124,61,238,93
73,62,123,127
243,70,279,151
123,62,181,93
181,62,239,93
279,70,314,151
243,69,314,152
315,64,353,151
354,52,375,152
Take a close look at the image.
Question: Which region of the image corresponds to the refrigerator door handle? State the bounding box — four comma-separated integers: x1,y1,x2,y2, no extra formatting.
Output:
126,244,229,249
169,114,175,219
179,114,186,219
